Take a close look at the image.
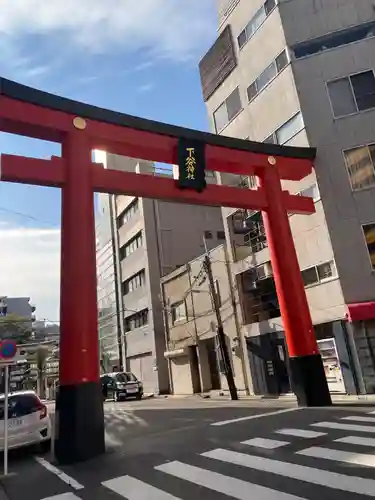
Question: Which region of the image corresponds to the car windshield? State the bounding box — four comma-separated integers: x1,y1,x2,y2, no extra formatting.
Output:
115,372,137,383
0,394,40,419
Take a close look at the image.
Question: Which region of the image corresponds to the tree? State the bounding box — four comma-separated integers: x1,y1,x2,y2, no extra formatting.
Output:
0,314,33,344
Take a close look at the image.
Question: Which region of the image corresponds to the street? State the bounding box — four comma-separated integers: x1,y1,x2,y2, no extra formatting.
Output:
2,398,375,499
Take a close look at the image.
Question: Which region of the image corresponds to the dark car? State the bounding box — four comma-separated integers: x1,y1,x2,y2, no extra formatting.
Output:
101,372,143,402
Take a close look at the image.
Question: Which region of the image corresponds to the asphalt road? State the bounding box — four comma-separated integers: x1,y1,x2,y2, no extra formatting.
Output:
3,398,375,499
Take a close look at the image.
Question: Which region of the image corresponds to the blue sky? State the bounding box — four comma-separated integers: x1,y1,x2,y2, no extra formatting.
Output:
0,0,218,321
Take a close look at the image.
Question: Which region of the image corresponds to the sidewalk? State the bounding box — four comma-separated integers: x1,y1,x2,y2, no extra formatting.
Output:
157,392,375,404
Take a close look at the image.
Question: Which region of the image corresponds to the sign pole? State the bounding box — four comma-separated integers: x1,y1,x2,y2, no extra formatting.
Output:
4,364,9,476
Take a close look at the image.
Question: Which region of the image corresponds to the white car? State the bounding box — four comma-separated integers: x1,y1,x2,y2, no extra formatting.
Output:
0,390,52,452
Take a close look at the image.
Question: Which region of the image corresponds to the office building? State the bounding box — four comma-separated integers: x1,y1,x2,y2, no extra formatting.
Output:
197,0,375,395
96,187,123,373
94,152,225,394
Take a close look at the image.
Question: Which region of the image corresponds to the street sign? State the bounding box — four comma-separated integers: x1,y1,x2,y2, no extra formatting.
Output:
0,340,17,366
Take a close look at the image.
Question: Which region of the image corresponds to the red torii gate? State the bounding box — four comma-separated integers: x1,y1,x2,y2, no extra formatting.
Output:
0,78,331,464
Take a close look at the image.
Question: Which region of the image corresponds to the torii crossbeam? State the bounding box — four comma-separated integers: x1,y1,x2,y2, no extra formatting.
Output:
0,78,331,464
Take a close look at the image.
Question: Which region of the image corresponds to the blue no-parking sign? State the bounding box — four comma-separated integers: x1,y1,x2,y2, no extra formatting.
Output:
0,340,17,363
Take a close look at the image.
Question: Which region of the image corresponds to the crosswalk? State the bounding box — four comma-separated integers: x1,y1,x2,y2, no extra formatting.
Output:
41,409,375,499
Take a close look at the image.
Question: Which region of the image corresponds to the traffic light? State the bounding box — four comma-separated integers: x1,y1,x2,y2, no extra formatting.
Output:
177,138,206,192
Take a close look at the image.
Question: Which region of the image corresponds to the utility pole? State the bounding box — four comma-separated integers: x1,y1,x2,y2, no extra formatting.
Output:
202,239,238,400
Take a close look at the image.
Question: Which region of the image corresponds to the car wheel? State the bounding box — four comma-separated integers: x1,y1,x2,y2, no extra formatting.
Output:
136,393,142,400
38,439,51,454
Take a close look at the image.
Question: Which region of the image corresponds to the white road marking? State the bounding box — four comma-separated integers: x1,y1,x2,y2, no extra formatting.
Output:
242,437,289,449
335,436,375,447
102,474,181,499
156,460,305,500
298,446,375,468
312,421,375,433
276,429,326,438
201,448,375,496
211,407,300,427
41,495,81,500
35,457,84,490
341,416,375,423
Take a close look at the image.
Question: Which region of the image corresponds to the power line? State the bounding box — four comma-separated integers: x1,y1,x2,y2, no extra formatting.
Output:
0,207,58,228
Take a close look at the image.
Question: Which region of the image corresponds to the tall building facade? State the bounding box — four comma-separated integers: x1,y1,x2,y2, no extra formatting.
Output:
95,152,225,394
198,0,375,395
96,167,124,373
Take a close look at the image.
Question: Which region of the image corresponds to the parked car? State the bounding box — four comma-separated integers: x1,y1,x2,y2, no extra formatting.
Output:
0,390,51,452
101,372,143,402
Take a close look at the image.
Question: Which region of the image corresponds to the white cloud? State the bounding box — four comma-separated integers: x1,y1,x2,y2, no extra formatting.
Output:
137,83,155,93
0,225,60,322
0,0,217,62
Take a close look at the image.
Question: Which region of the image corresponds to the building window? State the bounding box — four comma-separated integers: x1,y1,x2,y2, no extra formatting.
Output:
298,183,320,202
118,198,139,228
125,309,148,332
120,232,143,260
204,230,213,239
327,70,375,118
171,301,187,324
362,223,375,269
213,87,242,132
247,49,289,102
301,261,337,287
122,270,146,296
237,0,277,50
264,112,304,145
292,21,375,60
217,231,226,240
344,143,375,190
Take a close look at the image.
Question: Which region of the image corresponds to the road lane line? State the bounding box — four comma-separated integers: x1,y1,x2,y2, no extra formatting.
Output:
42,495,81,500
312,421,375,433
341,416,375,423
102,475,181,499
35,457,84,490
276,429,326,438
156,460,305,500
335,436,375,447
211,407,300,426
298,446,375,467
242,437,289,449
201,448,375,496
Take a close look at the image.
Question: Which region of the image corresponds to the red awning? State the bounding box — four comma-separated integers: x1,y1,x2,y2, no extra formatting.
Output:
346,301,375,322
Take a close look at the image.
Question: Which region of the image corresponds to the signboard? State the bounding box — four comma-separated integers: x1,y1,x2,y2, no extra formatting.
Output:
177,139,206,192
0,340,17,366
199,25,237,102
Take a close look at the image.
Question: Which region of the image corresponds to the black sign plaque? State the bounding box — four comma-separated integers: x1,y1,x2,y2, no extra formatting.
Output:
177,139,206,192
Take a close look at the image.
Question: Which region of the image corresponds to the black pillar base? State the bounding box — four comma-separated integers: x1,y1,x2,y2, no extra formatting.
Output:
289,354,332,407
54,381,105,465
